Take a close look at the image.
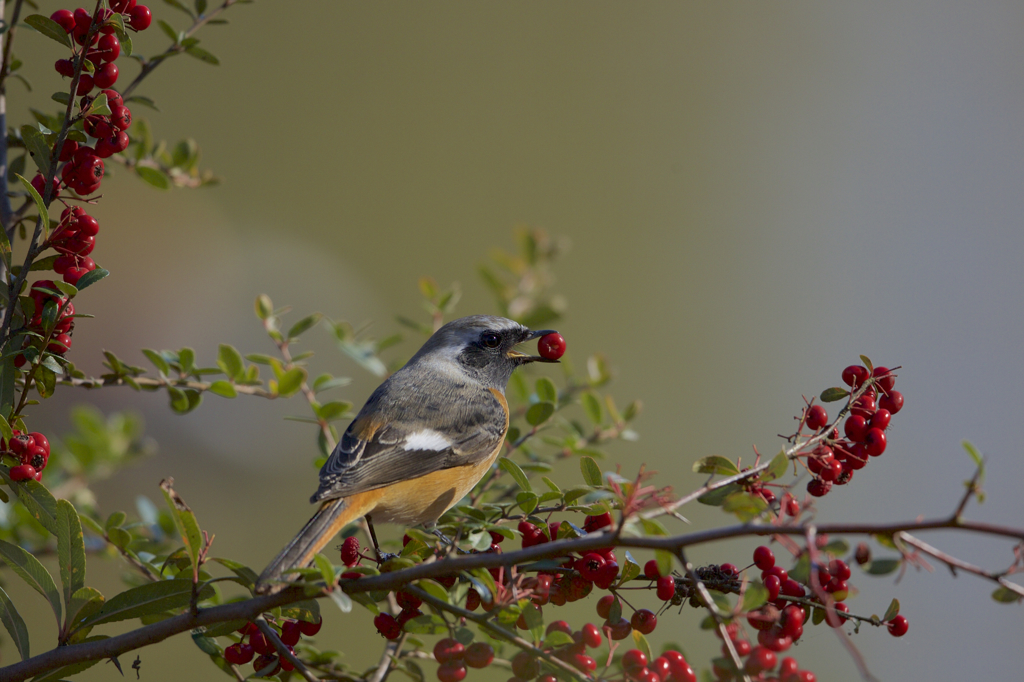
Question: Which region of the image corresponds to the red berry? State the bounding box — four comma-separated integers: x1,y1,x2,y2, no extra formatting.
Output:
782,493,799,517
575,552,606,582
757,628,792,652
224,642,254,665
637,667,660,682
804,404,828,430
252,654,280,676
437,662,467,682
844,415,868,442
864,428,887,457
869,408,891,431
605,617,632,640
819,458,842,482
581,622,602,648
55,58,75,78
249,631,272,655
94,62,118,89
744,646,777,675
643,559,662,579
464,588,480,611
829,559,851,581
753,545,775,571
279,620,301,646
51,9,77,33
763,574,781,601
128,4,152,30
47,333,72,355
650,656,672,682
887,614,908,637
98,34,120,61
621,649,648,674
111,0,136,12
463,642,494,668
76,74,94,95
827,602,850,628
872,366,895,392
433,638,464,664
841,365,869,387
596,594,615,619
511,651,540,679
664,653,696,682
537,332,565,361
340,536,360,566
9,464,36,482
583,511,612,532
879,390,904,414
850,395,876,418
373,613,401,640
59,139,79,162
807,478,831,497
571,654,596,673
655,575,676,601
781,605,805,637
298,617,321,636
630,608,657,634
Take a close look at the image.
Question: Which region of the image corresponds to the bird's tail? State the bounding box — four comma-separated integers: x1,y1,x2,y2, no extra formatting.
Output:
255,496,368,594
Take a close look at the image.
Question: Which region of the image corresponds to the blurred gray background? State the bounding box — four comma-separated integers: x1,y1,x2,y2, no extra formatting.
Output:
4,2,1024,680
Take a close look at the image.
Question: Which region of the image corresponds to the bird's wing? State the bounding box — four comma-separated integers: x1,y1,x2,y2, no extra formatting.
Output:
310,384,508,503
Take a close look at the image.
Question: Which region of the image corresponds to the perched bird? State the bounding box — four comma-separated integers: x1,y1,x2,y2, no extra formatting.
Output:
256,315,558,593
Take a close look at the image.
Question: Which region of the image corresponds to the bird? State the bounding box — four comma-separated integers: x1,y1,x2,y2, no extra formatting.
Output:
255,315,558,594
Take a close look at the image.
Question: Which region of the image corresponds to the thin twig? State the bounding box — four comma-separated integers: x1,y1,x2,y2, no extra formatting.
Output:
57,373,275,397
897,532,1024,598
255,617,321,682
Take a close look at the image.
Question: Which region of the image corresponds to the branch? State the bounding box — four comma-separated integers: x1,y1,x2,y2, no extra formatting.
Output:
57,373,275,397
3,514,1020,681
255,616,320,682
897,532,1024,598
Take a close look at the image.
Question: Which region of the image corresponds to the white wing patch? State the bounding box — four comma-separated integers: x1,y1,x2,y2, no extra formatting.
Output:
403,429,452,451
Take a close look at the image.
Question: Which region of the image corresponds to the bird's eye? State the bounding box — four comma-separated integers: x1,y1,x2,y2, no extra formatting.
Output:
480,332,502,348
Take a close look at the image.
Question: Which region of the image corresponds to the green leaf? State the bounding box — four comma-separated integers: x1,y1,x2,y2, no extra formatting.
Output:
580,456,603,486
137,165,171,189
819,387,849,403
962,440,984,470
620,551,642,584
0,413,12,444
991,586,1022,604
722,492,767,522
66,586,104,630
15,173,49,230
0,539,61,626
287,313,322,339
631,629,652,662
882,598,900,622
522,602,544,641
216,344,244,380
516,491,538,514
416,580,450,604
498,457,532,492
22,14,73,48
0,467,58,533
692,456,740,476
0,585,29,660
655,550,674,578
697,483,743,506
763,449,789,482
864,558,901,576
74,267,109,291
185,45,220,64
276,367,306,397
525,401,555,426
316,401,352,422
581,391,602,424
314,553,337,587
76,580,214,628
56,500,87,621
207,380,236,398
142,349,171,375
126,94,158,110
544,630,574,647
157,18,179,42
88,93,111,116
535,377,557,404
741,583,768,612
280,599,321,623
159,480,204,578
19,129,51,176
859,355,874,372
210,558,258,590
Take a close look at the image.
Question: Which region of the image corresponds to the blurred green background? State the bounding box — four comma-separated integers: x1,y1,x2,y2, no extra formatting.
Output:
4,1,1024,680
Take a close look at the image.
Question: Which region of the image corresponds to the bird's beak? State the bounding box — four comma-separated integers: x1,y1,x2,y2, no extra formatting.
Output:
506,329,559,363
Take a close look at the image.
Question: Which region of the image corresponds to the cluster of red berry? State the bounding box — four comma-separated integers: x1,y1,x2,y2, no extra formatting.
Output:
14,280,76,369
41,205,100,285
617,649,697,682
222,617,323,675
431,637,495,682
35,1,150,202
803,365,904,498
4,430,51,482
